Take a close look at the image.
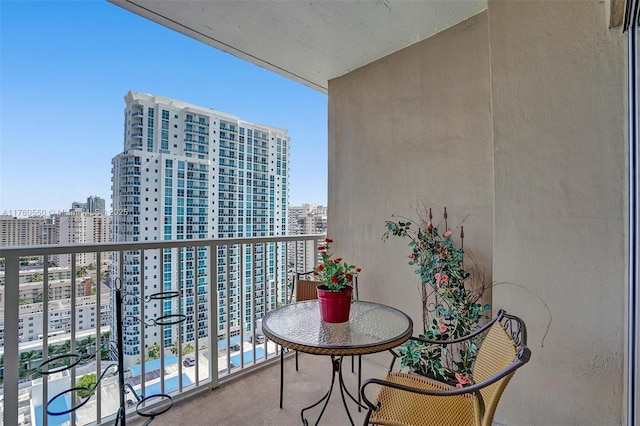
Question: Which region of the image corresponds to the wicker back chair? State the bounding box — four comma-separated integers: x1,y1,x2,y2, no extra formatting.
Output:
294,274,320,302
360,310,530,426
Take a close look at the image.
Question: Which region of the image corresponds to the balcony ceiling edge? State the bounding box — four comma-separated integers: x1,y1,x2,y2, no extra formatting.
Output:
108,0,487,93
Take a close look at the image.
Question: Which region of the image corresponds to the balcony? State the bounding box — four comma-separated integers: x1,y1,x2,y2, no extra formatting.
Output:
0,235,325,425
0,0,634,424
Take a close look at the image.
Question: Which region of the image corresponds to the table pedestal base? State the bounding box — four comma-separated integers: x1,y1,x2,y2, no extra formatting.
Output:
301,355,365,426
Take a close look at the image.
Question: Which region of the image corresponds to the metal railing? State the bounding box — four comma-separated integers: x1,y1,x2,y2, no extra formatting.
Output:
0,234,324,425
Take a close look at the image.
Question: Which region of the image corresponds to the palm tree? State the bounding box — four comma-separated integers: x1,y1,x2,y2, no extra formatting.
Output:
76,373,97,398
20,350,40,379
171,340,180,355
148,342,161,360
183,343,195,355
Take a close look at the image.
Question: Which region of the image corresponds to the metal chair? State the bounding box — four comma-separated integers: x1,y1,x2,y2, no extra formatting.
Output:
360,309,531,426
279,271,360,409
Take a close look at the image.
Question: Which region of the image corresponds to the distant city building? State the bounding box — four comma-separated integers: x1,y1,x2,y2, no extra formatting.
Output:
288,204,327,273
0,266,75,285
111,91,289,365
54,211,111,267
0,293,111,346
0,277,93,306
39,219,59,245
72,195,106,213
0,216,51,247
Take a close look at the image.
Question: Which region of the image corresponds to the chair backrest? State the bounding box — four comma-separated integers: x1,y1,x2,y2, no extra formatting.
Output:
293,272,359,302
472,312,529,426
296,276,319,301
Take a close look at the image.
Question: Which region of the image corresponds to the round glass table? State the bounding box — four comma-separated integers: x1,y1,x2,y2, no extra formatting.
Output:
262,300,413,425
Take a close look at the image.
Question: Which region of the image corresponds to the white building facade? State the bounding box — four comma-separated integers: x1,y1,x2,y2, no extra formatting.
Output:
288,204,327,273
55,211,111,267
111,91,289,365
0,293,111,346
0,216,50,247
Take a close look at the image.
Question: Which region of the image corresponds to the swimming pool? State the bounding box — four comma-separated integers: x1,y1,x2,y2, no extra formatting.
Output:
229,347,266,367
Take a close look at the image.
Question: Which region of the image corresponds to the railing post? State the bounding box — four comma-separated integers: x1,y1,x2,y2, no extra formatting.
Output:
3,254,20,426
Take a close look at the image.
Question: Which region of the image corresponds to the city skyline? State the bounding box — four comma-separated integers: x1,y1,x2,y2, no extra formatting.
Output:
0,1,328,214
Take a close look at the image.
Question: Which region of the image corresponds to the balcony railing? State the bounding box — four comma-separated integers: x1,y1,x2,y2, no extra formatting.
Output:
0,234,324,425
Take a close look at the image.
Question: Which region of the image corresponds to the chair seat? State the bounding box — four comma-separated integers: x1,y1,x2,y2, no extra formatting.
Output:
369,372,481,426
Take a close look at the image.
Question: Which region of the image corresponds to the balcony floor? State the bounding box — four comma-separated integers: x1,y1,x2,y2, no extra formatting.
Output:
130,352,388,426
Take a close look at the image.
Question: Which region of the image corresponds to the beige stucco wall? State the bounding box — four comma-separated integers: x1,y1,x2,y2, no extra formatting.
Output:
329,1,626,424
489,1,626,425
328,12,494,334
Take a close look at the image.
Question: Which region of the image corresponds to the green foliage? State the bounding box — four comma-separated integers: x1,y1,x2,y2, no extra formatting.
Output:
183,343,194,355
76,373,97,398
312,238,361,291
28,272,42,283
148,342,161,360
384,209,490,384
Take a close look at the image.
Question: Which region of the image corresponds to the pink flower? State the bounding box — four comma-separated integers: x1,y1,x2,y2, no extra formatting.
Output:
455,373,471,386
441,274,449,283
456,383,463,389
439,324,447,333
444,230,452,238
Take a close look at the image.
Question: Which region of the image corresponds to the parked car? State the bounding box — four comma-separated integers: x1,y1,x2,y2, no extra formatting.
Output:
183,356,196,367
249,334,265,344
230,343,241,352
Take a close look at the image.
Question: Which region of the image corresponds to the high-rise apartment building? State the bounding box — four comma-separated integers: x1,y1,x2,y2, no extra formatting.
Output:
0,216,51,247
55,211,111,267
288,204,327,273
111,91,289,365
72,195,106,214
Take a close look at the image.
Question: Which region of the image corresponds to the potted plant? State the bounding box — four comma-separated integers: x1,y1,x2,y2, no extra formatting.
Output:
312,238,361,323
383,207,490,387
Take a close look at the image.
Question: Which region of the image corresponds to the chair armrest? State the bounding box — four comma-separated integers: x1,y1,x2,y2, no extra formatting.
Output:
361,349,530,411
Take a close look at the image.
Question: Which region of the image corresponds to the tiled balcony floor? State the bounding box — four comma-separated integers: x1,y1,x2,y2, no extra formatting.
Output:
129,352,389,426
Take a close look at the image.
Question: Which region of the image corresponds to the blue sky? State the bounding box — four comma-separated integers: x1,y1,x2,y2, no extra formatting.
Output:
0,0,327,214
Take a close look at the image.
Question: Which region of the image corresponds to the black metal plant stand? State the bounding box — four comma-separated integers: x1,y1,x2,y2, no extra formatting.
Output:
38,278,185,425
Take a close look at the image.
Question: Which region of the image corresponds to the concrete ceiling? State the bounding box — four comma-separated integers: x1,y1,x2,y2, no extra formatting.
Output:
110,0,487,93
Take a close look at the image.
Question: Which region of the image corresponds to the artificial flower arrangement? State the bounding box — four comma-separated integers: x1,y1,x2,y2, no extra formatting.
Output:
384,208,490,388
312,238,361,292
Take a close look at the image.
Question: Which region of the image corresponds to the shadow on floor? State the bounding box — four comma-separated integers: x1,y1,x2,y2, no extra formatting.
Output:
128,352,389,426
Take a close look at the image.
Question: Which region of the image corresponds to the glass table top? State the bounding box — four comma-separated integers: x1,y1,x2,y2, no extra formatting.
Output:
262,300,413,356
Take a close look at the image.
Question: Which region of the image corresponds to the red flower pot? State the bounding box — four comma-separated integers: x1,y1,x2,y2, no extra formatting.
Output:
316,285,353,323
